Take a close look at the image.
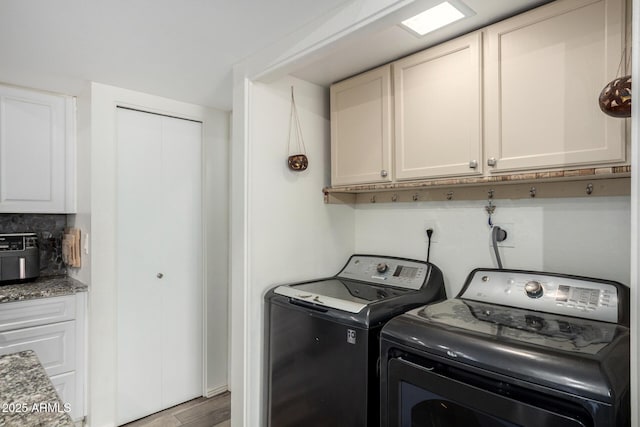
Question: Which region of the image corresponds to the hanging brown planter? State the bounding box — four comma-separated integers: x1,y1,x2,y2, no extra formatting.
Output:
287,86,308,171
598,75,631,118
288,154,308,171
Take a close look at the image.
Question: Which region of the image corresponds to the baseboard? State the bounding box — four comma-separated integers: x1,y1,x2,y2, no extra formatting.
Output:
206,384,229,398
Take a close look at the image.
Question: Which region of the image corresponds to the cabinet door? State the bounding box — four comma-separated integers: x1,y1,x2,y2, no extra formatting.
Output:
485,0,625,173
331,65,392,185
394,32,483,180
50,372,78,420
0,85,75,212
116,108,203,425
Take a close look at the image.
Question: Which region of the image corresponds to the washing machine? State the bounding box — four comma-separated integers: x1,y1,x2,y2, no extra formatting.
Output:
265,254,446,427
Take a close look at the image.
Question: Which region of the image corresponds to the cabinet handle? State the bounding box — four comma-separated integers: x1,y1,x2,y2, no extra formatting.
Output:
380,170,388,178
157,273,164,279
487,158,497,167
19,258,26,279
469,160,478,169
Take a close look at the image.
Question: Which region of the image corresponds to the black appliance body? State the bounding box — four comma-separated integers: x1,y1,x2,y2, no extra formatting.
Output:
381,268,630,427
0,233,39,283
265,254,446,427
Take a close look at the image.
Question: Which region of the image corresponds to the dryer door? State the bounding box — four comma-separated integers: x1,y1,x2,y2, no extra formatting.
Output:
385,357,591,427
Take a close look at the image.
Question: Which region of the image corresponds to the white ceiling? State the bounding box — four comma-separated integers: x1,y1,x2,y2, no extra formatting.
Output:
0,0,552,111
290,0,553,86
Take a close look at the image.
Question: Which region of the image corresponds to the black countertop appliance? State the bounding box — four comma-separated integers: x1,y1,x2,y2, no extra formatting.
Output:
264,254,446,427
0,233,39,283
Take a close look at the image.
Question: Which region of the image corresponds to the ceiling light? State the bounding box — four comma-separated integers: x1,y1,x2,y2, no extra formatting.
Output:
401,2,466,37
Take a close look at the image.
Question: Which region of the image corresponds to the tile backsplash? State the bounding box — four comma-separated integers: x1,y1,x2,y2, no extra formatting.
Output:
0,214,67,276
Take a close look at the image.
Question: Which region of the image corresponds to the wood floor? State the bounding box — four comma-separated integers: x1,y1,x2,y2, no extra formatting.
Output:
122,391,230,427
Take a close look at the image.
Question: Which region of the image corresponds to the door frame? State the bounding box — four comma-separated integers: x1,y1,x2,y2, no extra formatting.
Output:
85,83,229,426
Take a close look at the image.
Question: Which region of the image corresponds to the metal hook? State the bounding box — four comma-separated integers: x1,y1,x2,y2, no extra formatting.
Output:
485,190,496,228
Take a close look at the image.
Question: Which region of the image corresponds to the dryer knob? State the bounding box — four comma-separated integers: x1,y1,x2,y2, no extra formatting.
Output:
524,281,543,298
376,263,389,273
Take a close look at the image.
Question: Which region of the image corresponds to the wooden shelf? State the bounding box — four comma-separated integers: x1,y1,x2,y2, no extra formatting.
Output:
323,166,631,204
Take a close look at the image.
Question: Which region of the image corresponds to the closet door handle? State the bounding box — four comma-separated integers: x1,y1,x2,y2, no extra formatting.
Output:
157,273,164,279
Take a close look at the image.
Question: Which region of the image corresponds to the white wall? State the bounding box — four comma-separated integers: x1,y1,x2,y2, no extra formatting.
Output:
230,75,354,427
205,112,230,396
355,197,631,297
67,82,92,285
87,83,229,426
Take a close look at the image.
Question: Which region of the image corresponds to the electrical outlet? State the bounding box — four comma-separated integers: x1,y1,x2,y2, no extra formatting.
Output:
492,222,515,248
423,221,440,243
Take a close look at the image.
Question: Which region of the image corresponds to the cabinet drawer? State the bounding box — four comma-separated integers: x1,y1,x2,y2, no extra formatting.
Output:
0,321,76,376
0,295,76,332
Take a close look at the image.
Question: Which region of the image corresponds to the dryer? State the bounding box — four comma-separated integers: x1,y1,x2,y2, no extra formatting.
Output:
381,268,630,427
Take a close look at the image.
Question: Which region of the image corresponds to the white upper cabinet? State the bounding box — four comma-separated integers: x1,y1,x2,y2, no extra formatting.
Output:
394,32,483,180
331,65,393,186
484,0,626,173
0,84,76,213
328,0,627,191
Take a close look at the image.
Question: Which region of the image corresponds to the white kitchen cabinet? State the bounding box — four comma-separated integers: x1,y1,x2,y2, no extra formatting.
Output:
0,294,86,421
330,65,393,186
394,32,483,180
116,107,203,425
0,84,76,213
484,0,626,173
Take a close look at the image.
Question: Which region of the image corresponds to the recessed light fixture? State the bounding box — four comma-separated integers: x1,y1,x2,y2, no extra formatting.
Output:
401,2,466,37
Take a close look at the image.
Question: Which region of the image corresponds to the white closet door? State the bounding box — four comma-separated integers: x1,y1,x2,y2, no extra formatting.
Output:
116,108,202,425
159,114,203,408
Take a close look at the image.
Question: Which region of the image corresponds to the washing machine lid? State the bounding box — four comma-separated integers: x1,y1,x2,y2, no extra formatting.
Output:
273,278,411,313
273,255,444,314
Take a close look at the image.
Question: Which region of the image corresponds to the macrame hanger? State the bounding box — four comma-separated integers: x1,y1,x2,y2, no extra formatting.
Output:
287,86,309,171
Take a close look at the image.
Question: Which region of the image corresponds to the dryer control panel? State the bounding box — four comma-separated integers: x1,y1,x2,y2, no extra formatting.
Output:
337,255,429,290
461,269,622,324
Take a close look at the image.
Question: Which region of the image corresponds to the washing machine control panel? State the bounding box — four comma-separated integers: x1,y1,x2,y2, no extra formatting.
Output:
462,270,620,323
337,255,429,290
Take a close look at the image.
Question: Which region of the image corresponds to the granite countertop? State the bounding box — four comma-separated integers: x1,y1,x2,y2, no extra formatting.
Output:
0,276,87,304
0,350,73,427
